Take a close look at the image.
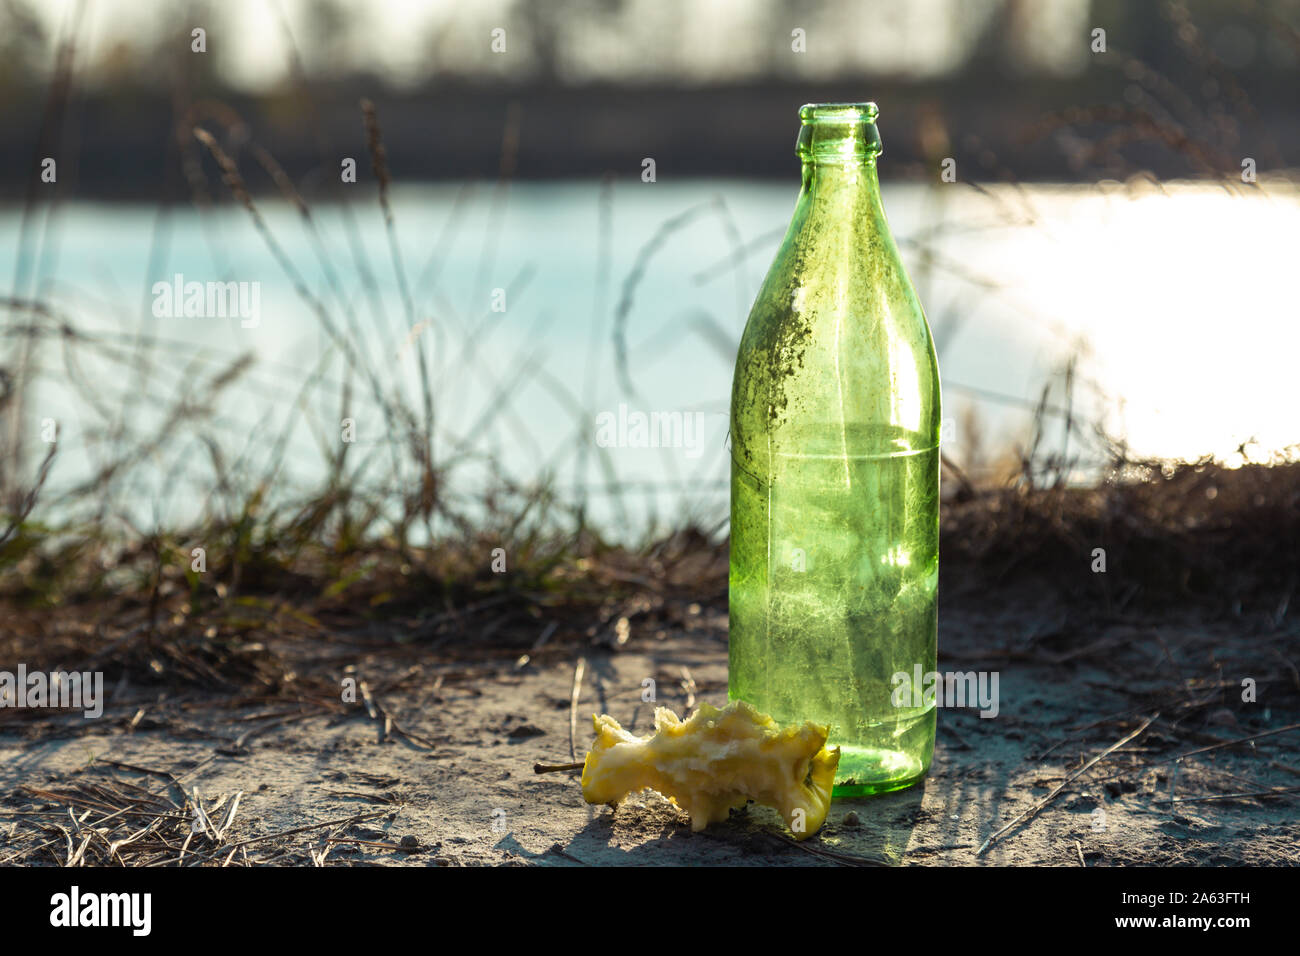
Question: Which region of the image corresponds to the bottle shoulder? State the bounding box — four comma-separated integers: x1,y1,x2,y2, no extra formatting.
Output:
731,297,942,459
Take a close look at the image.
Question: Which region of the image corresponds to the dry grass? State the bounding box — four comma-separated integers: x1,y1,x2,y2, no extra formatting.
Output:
2,767,401,866
943,450,1300,613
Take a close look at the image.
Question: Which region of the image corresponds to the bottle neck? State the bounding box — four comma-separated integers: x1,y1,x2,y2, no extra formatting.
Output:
794,158,888,246
800,156,882,199
794,103,886,225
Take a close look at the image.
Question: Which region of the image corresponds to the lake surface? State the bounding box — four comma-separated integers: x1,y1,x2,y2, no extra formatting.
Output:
4,178,1297,536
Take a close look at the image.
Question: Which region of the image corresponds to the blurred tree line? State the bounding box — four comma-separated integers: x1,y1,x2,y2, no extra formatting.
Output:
0,0,1294,189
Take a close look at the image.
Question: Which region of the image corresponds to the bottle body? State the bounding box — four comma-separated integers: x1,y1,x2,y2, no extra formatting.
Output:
728,104,940,797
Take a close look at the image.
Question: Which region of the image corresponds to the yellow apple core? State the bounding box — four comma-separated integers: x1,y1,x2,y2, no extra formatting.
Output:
580,699,841,840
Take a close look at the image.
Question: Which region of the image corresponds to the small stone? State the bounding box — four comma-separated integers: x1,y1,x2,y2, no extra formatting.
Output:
1206,708,1238,729
842,811,861,828
508,724,547,738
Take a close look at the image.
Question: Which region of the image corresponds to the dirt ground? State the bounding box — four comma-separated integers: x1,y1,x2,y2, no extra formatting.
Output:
3,587,1297,867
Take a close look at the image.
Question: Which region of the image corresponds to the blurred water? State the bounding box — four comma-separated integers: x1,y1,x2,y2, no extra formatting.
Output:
3,178,1297,536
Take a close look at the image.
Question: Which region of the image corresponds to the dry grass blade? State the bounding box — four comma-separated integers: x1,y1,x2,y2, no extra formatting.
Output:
108,818,166,864
356,678,436,749
214,791,244,842
358,679,389,740
569,655,587,762
360,96,431,462
188,786,215,839
680,666,697,713
0,441,56,549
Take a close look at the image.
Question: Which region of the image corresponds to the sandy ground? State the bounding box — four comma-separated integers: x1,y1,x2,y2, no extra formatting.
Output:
3,594,1297,867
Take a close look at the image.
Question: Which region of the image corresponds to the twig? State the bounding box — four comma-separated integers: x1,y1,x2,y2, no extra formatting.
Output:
763,831,892,867
324,837,422,852
976,712,1158,857
1169,723,1300,762
1154,785,1300,805
545,843,586,865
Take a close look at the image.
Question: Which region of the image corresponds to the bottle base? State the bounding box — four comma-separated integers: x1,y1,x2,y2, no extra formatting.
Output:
830,746,929,798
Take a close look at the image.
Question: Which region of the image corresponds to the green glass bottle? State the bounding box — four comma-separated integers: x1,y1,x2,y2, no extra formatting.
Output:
728,103,941,797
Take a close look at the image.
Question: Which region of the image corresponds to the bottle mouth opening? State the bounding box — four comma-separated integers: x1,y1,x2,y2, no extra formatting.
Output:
797,102,882,164
799,102,879,125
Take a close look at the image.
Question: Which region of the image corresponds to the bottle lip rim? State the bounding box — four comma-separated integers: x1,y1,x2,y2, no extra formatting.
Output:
796,103,883,163
799,102,879,124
